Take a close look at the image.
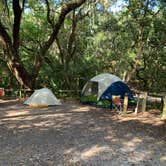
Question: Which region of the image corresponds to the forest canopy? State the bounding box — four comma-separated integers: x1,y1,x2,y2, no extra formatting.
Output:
0,0,165,94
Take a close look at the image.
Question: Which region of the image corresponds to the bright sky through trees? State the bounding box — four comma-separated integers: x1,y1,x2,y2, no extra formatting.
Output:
107,0,128,13
96,0,128,13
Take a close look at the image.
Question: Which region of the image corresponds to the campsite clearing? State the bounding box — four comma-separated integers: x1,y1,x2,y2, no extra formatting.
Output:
0,99,165,165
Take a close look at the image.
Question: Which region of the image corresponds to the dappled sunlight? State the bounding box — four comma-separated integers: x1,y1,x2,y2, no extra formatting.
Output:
0,100,165,165
32,116,72,129
4,110,29,117
17,124,32,130
127,150,155,163
138,118,164,126
160,156,166,163
118,136,164,164
64,148,76,154
72,120,84,125
121,137,143,153
67,105,94,113
156,140,165,145
1,112,66,121
91,126,103,132
1,113,72,131
116,112,165,126
104,130,118,141
0,99,19,103
125,136,142,144
81,145,110,159
29,120,56,128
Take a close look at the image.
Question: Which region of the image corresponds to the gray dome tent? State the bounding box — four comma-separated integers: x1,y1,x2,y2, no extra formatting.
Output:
80,73,135,108
24,88,61,106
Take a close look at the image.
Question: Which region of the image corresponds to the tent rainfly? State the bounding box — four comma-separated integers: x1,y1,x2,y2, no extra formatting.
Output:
24,88,61,106
80,73,135,108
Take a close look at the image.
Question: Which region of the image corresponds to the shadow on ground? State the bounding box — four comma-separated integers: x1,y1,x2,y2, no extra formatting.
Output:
0,99,165,165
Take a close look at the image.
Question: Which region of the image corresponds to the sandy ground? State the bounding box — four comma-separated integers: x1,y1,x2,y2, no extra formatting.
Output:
0,99,166,166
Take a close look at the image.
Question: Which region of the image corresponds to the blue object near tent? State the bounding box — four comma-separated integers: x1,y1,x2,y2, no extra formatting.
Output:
100,81,134,101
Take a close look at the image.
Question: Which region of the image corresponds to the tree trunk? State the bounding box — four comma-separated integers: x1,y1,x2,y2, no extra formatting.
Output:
125,27,143,82
123,93,128,114
0,0,86,90
5,49,34,89
161,96,166,120
141,92,147,112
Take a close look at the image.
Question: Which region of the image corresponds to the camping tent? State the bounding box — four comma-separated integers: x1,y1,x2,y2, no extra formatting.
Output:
80,73,135,108
24,88,61,106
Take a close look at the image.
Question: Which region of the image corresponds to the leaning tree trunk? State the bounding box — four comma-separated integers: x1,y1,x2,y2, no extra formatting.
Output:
4,48,34,89
0,0,86,90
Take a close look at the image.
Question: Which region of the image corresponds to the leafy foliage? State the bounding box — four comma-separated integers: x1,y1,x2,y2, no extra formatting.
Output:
0,0,165,95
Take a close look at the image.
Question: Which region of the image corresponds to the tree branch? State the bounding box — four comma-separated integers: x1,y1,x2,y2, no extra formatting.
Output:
67,10,77,58
0,21,12,47
45,0,54,28
0,0,10,17
12,0,23,54
40,0,86,56
22,0,26,9
55,36,65,65
65,6,89,63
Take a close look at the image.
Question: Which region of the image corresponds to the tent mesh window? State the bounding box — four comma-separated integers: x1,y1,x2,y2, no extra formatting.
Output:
83,81,98,96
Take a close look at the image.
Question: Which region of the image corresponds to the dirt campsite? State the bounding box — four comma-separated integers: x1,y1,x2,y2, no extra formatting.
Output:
0,99,165,166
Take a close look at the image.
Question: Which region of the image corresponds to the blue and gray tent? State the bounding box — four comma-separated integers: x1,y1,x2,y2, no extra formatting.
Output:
80,73,135,108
